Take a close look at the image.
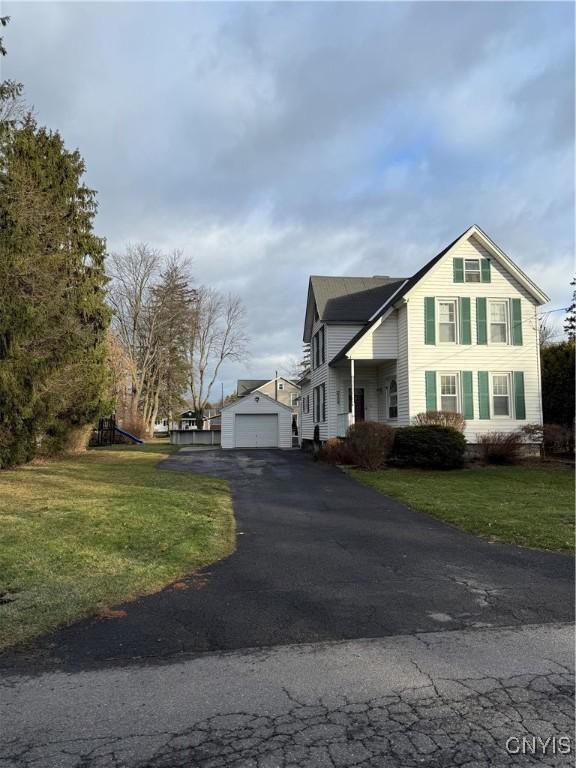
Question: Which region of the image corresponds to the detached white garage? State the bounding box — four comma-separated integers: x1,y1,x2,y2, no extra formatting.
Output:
221,391,293,450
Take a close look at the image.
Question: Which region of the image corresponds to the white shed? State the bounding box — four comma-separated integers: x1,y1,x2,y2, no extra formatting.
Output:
220,391,294,449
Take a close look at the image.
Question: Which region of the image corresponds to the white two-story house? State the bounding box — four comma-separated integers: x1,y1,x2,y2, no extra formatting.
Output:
299,225,549,446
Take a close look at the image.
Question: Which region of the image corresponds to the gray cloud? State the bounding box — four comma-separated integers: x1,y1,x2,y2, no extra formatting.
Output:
4,1,574,392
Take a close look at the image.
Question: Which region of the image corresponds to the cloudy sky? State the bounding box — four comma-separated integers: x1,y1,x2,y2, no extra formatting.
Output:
3,1,574,394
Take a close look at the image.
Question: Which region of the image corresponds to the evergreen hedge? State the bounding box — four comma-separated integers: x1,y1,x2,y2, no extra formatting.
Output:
392,425,466,470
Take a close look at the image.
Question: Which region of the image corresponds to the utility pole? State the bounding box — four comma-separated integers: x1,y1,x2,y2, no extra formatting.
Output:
275,370,278,400
221,382,224,411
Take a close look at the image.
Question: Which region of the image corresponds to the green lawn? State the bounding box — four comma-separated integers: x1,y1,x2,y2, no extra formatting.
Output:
0,442,234,650
348,464,574,553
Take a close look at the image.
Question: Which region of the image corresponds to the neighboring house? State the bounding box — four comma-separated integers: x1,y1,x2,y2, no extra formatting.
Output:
237,377,301,431
153,417,170,434
155,408,224,434
299,225,549,446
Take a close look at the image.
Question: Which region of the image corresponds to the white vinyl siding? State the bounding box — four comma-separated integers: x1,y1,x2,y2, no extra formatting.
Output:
299,381,313,442
396,304,410,424
300,323,363,442
300,317,348,441
221,392,293,449
406,233,542,440
347,312,398,359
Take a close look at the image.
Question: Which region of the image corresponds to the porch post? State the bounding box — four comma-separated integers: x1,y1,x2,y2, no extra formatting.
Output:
350,357,356,426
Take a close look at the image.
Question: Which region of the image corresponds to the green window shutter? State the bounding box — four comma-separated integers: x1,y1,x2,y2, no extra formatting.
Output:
481,258,491,283
461,371,474,419
478,371,490,419
453,258,464,283
424,297,436,345
425,371,437,411
476,297,487,344
513,371,526,419
459,297,471,344
511,299,523,345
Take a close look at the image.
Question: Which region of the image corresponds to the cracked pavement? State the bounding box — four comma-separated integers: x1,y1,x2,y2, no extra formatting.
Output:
1,624,574,767
1,451,573,766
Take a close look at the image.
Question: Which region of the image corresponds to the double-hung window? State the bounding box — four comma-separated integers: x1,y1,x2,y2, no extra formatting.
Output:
388,379,398,419
491,373,510,417
440,373,459,413
438,300,457,343
464,259,481,282
489,300,508,344
312,327,325,368
312,385,326,423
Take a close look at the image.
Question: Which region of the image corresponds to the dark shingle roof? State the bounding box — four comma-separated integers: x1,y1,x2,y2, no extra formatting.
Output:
323,281,406,322
310,276,405,322
236,379,269,397
330,229,469,363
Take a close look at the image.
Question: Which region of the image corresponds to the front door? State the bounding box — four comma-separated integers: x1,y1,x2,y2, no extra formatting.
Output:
348,388,365,422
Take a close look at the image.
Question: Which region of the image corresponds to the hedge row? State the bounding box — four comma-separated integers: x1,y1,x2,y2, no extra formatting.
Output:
318,422,466,470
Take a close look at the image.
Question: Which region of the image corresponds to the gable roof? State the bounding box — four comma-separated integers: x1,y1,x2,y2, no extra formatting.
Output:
330,224,550,364
237,376,300,398
221,390,294,413
237,379,269,397
323,280,407,322
311,275,404,319
304,275,404,341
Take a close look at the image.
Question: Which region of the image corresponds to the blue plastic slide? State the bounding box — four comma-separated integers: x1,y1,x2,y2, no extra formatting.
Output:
114,427,144,445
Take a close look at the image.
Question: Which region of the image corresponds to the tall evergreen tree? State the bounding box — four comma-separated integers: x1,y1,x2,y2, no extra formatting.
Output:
0,117,110,465
148,257,196,432
541,340,575,428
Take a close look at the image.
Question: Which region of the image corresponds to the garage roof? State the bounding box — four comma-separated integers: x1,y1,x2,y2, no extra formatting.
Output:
221,391,294,412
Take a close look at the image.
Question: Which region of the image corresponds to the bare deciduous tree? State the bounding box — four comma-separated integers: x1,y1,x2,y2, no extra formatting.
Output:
539,315,559,349
187,289,248,427
108,244,160,425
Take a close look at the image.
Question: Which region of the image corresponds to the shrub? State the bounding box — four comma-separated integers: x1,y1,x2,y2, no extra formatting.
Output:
346,421,395,470
392,425,466,469
520,423,544,443
412,411,466,432
119,415,147,440
543,423,574,455
478,431,523,465
318,438,354,465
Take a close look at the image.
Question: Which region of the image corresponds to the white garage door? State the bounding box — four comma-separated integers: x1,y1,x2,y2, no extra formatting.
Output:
234,414,279,448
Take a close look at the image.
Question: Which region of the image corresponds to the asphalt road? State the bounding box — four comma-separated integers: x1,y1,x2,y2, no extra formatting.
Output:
1,449,574,767
2,448,573,670
1,623,573,767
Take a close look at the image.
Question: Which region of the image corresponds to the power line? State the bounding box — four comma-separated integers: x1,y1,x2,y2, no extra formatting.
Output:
407,310,567,372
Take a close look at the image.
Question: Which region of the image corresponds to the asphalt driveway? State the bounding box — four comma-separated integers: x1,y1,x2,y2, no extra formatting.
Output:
2,449,573,670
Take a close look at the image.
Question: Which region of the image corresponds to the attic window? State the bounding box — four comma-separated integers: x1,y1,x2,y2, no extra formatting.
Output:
278,382,284,390
464,259,481,282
